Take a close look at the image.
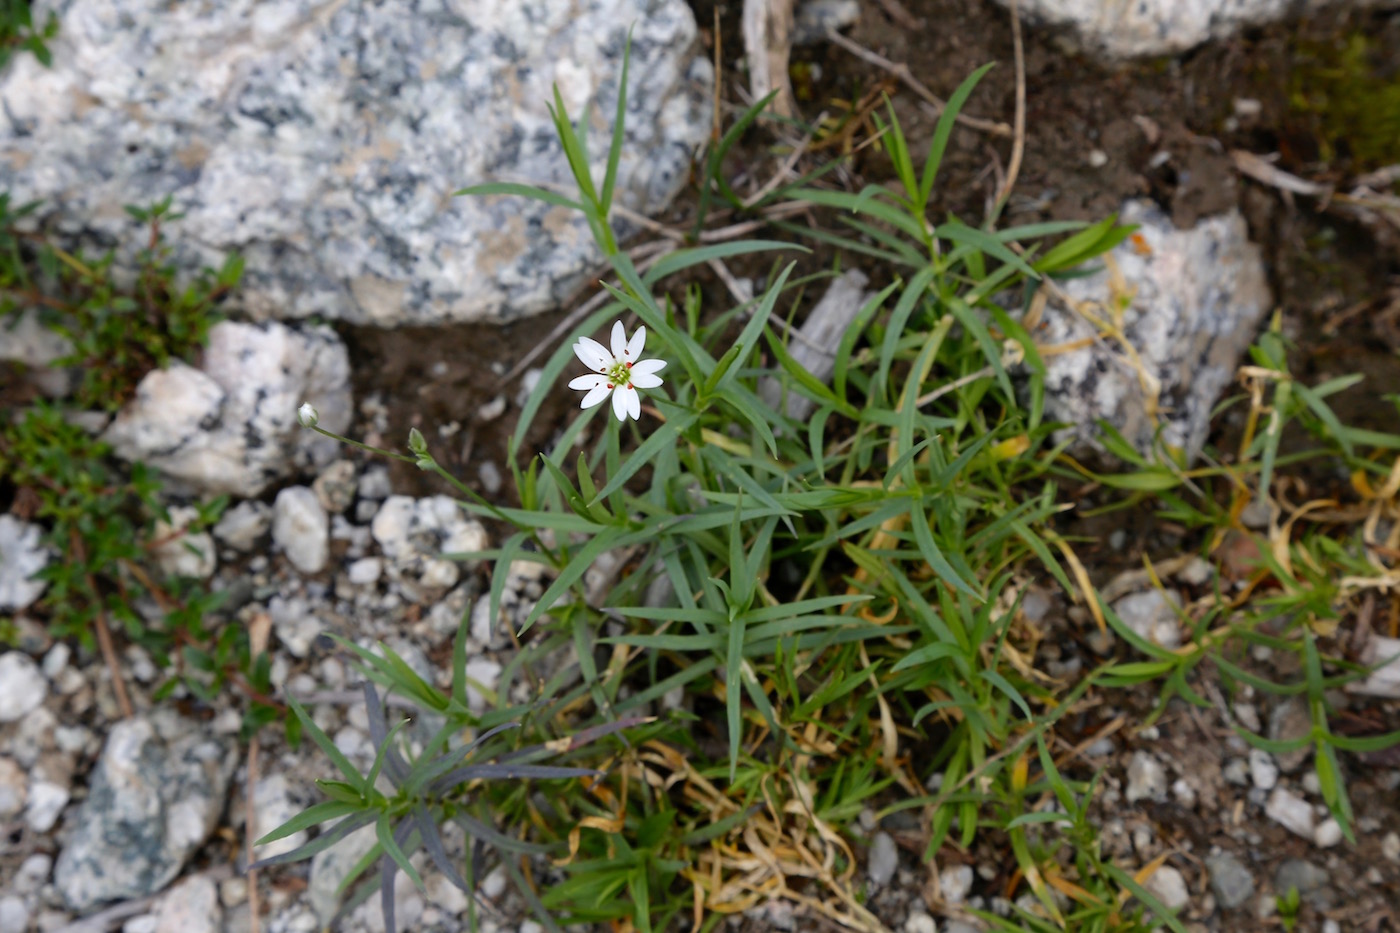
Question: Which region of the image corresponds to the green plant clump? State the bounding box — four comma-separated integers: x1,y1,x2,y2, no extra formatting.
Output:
1,195,242,411
0,0,57,70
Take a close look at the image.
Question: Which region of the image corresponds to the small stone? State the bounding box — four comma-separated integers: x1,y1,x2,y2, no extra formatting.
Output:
478,460,503,496
520,921,545,933
1248,749,1278,790
1322,921,1340,933
14,854,51,894
26,780,70,833
1125,751,1168,803
1234,702,1261,733
1088,148,1109,167
153,874,222,933
1111,590,1182,649
312,460,358,514
867,832,898,886
1240,496,1272,529
310,823,379,925
1273,859,1329,908
480,865,508,900
213,501,272,552
0,897,30,933
0,515,50,610
1222,758,1250,786
940,863,974,906
0,757,26,820
424,874,469,914
346,557,382,585
792,0,859,44
474,395,507,423
1268,701,1311,774
1349,635,1400,699
218,877,247,908
464,658,502,713
1381,831,1400,863
357,466,392,501
904,912,938,933
41,643,71,680
1176,556,1213,586
1143,864,1189,911
268,596,321,659
1206,851,1255,909
0,652,48,722
1171,778,1197,809
250,774,307,861
1313,818,1343,848
1265,788,1315,839
273,486,330,574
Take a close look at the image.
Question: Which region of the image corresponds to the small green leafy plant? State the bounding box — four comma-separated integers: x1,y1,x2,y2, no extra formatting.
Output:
0,0,58,70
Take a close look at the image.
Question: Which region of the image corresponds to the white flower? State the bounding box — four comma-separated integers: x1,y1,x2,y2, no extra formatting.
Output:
297,402,319,428
568,321,666,422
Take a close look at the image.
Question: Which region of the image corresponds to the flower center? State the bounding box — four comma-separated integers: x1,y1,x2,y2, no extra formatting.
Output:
605,359,632,386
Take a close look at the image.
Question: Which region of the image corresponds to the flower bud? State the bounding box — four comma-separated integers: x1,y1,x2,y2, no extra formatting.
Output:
297,402,319,428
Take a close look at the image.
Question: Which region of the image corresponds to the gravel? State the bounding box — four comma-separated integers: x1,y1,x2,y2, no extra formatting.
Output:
1125,751,1168,803
1206,850,1255,909
1264,787,1315,839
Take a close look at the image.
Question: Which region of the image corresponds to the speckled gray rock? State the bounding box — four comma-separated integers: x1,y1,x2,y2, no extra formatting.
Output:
101,321,351,498
1033,199,1269,465
0,516,50,611
212,500,273,552
995,0,1399,58
53,717,236,913
1,0,711,326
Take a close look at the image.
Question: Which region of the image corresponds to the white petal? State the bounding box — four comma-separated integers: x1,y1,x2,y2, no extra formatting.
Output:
610,320,627,360
611,384,629,421
568,374,606,391
580,383,612,409
625,386,641,420
625,325,646,360
573,336,611,371
630,369,664,389
630,358,666,378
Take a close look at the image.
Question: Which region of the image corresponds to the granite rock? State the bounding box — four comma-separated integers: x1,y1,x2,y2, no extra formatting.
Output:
995,0,1399,59
1031,200,1269,465
54,717,237,912
1,0,711,326
102,321,351,497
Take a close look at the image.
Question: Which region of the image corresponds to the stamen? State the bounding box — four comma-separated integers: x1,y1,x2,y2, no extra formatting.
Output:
607,383,614,389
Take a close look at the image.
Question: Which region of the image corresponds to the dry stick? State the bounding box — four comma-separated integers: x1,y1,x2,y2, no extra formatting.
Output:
825,29,1011,137
994,0,1027,208
71,527,134,720
872,0,921,29
245,612,272,933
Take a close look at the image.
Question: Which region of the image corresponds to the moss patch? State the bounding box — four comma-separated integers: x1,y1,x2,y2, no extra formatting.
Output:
1288,28,1400,173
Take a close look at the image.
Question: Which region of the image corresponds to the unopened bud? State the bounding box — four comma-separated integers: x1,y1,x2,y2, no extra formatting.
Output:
297,402,319,428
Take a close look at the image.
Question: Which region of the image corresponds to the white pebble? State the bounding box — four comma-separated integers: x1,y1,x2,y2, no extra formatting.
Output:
1265,787,1314,839
1248,749,1278,790
1313,818,1343,848
273,486,330,574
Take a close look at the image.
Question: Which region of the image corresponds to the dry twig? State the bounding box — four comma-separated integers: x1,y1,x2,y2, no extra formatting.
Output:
825,30,1011,137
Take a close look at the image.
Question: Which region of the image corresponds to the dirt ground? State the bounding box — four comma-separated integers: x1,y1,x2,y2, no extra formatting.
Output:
337,2,1400,930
